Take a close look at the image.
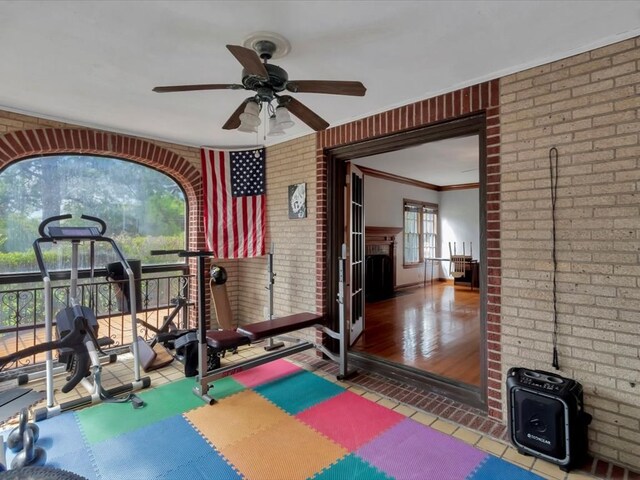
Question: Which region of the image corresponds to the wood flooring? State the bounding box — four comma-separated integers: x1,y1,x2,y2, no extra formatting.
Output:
352,282,481,386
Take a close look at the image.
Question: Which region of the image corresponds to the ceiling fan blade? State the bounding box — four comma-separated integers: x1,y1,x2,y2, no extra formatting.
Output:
222,101,248,130
153,84,243,93
286,80,366,96
281,96,329,131
226,45,269,79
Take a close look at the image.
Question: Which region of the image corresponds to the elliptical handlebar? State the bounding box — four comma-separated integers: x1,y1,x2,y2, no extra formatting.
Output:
38,214,72,237
37,213,107,239
80,214,107,235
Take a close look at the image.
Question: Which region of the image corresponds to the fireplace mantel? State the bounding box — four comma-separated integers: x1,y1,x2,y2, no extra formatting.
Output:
365,226,402,242
365,226,402,298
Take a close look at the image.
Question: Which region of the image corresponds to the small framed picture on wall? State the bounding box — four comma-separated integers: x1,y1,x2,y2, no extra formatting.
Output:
288,183,307,219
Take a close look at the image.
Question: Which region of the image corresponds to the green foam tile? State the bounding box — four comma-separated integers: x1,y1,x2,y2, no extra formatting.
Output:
255,370,344,415
311,454,392,480
208,375,246,400
77,377,244,443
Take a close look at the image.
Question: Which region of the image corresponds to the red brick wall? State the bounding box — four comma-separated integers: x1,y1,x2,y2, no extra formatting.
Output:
315,81,503,419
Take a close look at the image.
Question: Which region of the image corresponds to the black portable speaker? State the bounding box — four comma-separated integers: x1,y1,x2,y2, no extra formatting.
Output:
506,367,592,472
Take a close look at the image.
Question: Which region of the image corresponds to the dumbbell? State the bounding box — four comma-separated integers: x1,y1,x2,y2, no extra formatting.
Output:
11,428,46,469
7,409,39,453
0,435,6,472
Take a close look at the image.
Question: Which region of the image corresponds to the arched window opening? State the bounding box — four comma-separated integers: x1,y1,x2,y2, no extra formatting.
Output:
0,155,186,275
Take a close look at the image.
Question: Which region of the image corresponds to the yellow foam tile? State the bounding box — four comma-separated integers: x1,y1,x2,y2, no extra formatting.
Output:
185,390,290,449
219,415,348,480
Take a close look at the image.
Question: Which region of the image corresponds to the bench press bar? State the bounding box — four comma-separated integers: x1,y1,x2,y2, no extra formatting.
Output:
194,341,315,404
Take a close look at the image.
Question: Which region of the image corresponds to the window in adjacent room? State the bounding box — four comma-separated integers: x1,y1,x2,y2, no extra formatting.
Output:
403,200,438,266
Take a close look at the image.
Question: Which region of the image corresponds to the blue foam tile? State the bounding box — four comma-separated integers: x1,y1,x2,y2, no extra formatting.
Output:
90,414,225,479
46,449,98,480
37,413,88,458
255,370,344,415
2,412,97,479
467,456,545,480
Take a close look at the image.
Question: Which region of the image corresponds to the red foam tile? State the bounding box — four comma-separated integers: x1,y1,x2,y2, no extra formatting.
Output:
232,358,302,388
296,391,404,450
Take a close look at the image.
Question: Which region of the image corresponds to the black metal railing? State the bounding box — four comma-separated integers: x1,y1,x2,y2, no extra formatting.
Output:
0,273,190,372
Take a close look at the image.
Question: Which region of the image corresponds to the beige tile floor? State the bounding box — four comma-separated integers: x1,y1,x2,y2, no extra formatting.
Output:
4,343,604,480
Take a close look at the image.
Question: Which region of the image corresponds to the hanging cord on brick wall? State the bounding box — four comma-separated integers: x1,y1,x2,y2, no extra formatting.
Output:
549,147,560,370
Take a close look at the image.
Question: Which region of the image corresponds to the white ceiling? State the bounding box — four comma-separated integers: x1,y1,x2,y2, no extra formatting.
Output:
1,1,639,150
354,135,479,186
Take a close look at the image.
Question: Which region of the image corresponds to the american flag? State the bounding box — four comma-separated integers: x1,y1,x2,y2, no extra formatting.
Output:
201,147,266,258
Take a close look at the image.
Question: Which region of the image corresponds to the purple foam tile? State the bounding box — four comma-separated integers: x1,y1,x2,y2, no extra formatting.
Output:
356,418,488,480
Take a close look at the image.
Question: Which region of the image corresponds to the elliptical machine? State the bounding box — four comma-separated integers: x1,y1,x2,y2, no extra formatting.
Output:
31,214,151,420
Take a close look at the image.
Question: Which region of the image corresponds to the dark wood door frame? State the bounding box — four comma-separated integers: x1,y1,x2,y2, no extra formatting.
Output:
325,114,488,410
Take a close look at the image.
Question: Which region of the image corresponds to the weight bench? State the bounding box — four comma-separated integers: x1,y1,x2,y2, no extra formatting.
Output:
206,312,323,352
195,312,324,403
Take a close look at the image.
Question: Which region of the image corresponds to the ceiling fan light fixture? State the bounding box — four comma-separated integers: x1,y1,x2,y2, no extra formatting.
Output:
268,115,285,136
275,106,295,129
237,122,258,133
238,100,261,130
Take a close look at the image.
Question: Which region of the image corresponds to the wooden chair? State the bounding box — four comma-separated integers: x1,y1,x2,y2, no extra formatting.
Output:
449,242,476,290
449,242,469,278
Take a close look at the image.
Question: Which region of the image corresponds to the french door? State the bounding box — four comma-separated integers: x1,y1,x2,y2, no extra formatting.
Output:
345,163,364,345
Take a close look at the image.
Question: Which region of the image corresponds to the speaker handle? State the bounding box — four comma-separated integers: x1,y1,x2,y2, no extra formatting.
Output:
532,369,563,379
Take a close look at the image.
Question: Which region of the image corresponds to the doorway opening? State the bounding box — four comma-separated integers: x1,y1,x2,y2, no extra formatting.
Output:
326,115,487,409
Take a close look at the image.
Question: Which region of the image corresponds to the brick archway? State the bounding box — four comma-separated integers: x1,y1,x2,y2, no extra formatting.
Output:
0,127,200,204
315,81,503,420
0,126,207,323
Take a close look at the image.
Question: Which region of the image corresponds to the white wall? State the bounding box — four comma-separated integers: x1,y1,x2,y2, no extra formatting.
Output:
439,189,480,279
362,175,479,287
363,175,439,286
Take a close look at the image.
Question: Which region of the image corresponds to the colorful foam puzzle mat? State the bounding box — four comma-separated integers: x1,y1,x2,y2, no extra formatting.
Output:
1,360,543,479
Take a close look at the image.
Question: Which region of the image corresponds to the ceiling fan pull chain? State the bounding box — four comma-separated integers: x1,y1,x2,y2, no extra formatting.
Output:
263,107,267,142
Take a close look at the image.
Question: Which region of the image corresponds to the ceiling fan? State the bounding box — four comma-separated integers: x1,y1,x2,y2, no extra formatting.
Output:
152,35,366,133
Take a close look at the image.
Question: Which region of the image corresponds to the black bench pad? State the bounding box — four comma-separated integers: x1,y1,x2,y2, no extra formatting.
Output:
237,312,323,342
206,330,251,350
